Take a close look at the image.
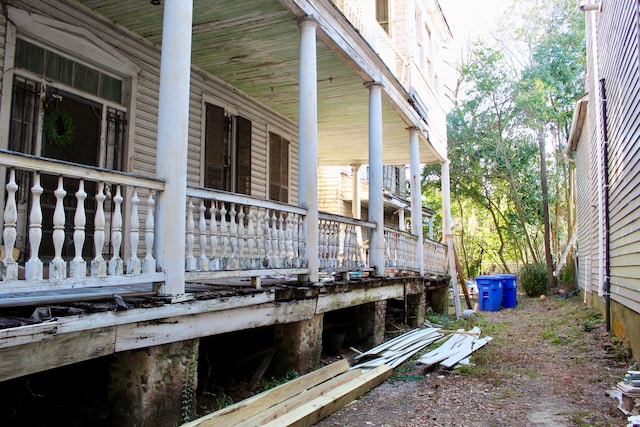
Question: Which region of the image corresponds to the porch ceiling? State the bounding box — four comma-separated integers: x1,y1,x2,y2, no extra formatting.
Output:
78,0,440,166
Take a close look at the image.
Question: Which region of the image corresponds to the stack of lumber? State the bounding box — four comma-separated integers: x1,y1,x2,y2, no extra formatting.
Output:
351,327,444,370
417,327,492,369
183,359,392,427
617,370,640,414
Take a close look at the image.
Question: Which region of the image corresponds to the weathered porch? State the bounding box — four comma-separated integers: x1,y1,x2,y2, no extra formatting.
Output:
0,149,447,307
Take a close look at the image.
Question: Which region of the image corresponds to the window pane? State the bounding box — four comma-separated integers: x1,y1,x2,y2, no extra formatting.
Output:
15,39,44,75
74,63,99,95
45,51,73,85
100,74,122,103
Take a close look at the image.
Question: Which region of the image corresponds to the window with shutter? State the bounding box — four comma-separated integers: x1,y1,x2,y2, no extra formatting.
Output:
269,131,289,203
204,102,251,195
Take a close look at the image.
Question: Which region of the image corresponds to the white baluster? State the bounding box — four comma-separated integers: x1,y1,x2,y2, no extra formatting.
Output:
285,213,293,267
70,180,87,278
142,192,156,273
262,210,270,267
257,210,266,267
127,188,141,274
247,210,256,268
238,207,246,268
91,182,107,276
2,169,19,280
292,215,300,268
342,225,352,269
348,225,356,268
26,173,44,280
185,198,196,271
109,186,124,275
197,199,208,271
318,220,327,269
327,221,334,269
50,176,67,279
219,203,228,268
332,222,340,269
271,211,279,267
228,204,238,269
278,212,285,266
209,203,219,270
299,216,307,267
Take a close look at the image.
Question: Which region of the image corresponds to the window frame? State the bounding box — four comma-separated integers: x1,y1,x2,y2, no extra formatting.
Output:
201,97,252,195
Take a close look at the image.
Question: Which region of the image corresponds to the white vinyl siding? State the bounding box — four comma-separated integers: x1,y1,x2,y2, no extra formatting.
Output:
598,1,640,312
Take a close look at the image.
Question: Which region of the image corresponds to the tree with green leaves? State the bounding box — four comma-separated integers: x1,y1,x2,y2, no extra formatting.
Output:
427,0,585,285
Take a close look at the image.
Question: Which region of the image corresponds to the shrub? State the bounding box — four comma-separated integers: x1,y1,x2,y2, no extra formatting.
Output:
520,263,550,297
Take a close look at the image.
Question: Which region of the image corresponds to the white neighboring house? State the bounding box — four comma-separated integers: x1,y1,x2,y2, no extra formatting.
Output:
567,0,640,360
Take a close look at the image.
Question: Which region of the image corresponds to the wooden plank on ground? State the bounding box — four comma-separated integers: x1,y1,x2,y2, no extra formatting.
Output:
416,333,467,367
236,369,364,427
440,336,493,368
261,364,393,427
183,359,349,427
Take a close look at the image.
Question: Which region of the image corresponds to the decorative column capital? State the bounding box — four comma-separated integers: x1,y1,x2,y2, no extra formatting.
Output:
297,15,317,27
364,81,384,89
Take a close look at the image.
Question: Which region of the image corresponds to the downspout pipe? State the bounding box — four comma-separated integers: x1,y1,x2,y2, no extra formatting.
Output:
600,78,611,332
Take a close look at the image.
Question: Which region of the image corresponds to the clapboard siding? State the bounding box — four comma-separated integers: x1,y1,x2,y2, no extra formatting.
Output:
7,0,300,202
0,12,5,103
318,167,344,215
574,120,594,293
596,0,640,309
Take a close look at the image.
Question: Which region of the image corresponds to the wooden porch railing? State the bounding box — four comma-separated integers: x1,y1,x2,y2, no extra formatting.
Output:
184,187,308,282
317,212,374,272
0,150,165,294
423,239,448,276
0,151,448,301
383,227,417,272
383,227,448,276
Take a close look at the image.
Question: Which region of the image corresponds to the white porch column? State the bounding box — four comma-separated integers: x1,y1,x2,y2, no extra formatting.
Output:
366,82,384,277
428,216,434,240
298,17,319,283
351,164,362,219
155,0,193,296
397,209,405,231
409,128,424,275
442,160,461,317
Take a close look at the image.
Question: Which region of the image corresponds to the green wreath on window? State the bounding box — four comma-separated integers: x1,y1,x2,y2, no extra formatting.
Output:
43,110,76,148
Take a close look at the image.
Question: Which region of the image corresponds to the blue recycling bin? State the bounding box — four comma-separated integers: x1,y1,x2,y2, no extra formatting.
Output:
496,274,518,308
475,275,503,311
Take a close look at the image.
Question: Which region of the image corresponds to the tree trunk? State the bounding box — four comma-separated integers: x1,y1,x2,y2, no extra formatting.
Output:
537,128,557,288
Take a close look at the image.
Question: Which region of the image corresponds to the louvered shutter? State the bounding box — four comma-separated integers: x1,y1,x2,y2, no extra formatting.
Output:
269,132,289,202
205,103,225,190
236,116,251,195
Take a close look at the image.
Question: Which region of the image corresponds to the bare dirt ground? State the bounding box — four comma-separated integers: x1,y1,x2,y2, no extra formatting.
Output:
314,294,632,427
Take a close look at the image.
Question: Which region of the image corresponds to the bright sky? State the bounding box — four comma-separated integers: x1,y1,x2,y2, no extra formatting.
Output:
439,0,512,60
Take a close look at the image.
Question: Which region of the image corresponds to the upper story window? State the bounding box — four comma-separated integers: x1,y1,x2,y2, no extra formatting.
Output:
383,165,406,196
415,9,432,78
376,0,390,35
